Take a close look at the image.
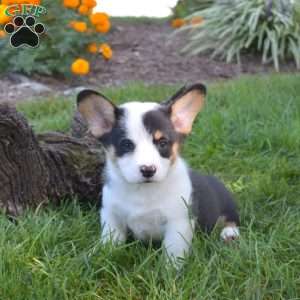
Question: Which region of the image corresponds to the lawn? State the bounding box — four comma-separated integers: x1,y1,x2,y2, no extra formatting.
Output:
1,74,300,299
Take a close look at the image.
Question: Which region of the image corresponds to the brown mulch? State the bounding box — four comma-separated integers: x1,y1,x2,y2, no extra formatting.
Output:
0,20,299,103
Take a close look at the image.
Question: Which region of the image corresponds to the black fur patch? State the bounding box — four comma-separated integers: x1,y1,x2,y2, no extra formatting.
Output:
143,108,181,159
100,108,135,157
190,170,240,233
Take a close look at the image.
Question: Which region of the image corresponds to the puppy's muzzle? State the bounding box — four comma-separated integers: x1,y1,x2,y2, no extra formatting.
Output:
140,165,156,179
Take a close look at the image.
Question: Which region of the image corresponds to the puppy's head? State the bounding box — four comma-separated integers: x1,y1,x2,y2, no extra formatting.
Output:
77,84,206,184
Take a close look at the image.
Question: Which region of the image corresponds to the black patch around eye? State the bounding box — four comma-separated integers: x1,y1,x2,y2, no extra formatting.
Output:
143,108,180,159
99,108,133,157
155,138,172,158
119,138,135,154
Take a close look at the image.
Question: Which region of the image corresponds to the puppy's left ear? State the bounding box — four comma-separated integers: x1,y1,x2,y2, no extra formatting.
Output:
164,83,206,135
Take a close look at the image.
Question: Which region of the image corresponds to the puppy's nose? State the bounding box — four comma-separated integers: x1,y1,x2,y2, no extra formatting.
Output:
140,165,156,178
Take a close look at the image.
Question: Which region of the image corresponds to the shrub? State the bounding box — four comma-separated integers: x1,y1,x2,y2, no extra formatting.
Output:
172,0,214,18
171,0,211,28
179,0,300,71
0,0,112,77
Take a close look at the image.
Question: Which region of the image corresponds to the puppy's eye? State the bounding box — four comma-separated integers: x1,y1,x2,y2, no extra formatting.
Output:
120,138,135,152
157,138,169,149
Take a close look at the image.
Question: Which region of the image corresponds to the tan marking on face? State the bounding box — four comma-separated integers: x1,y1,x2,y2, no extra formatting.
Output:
170,142,180,164
154,130,163,140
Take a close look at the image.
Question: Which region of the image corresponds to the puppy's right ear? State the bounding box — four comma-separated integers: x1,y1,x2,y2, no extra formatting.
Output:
77,89,117,138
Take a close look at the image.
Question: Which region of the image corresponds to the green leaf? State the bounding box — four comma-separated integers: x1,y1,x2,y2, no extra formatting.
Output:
177,0,300,70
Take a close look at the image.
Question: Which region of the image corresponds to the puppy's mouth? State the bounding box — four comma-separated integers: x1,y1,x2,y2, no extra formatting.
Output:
140,176,165,184
143,179,154,183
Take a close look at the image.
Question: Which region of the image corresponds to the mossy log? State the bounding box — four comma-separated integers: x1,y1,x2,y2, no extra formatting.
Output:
0,104,105,216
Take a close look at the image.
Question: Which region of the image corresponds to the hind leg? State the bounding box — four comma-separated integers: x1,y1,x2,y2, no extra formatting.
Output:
220,221,240,242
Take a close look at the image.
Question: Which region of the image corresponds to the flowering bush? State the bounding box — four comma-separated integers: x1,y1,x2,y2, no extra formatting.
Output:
171,18,186,28
171,15,204,28
0,0,112,76
172,0,214,18
171,0,210,28
179,0,300,71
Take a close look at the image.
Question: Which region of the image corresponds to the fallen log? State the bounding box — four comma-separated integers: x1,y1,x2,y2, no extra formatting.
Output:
0,104,105,216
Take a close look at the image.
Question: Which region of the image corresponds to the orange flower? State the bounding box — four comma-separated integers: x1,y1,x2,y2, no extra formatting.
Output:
2,0,41,4
87,42,98,53
171,18,185,28
190,16,204,25
90,13,111,33
99,43,112,60
0,4,11,25
71,58,90,75
82,0,97,9
95,20,110,33
63,0,79,9
78,5,89,15
89,12,109,26
0,29,6,38
70,21,87,32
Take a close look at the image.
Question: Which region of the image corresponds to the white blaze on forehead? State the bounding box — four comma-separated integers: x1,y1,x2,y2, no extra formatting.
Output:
116,101,170,183
120,102,159,141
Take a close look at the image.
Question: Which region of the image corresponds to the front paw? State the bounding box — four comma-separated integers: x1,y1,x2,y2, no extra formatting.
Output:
100,227,126,245
164,251,187,270
163,238,191,270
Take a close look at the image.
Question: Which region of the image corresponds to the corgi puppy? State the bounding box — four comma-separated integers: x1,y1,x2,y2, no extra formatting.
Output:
77,84,240,265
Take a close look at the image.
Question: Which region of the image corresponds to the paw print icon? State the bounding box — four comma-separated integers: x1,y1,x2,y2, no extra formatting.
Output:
4,16,45,48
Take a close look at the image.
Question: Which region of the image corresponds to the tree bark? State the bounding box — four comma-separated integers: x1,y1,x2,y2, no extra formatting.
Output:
0,104,105,216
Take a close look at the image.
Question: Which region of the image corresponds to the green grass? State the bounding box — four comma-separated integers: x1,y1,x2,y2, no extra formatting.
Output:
1,74,300,299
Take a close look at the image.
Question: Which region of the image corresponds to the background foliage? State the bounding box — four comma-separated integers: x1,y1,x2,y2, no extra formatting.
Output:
1,74,300,299
0,0,110,76
178,0,300,70
172,0,214,18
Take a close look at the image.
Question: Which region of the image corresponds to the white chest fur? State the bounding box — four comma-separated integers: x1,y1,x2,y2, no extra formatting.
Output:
128,208,168,241
101,158,193,244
